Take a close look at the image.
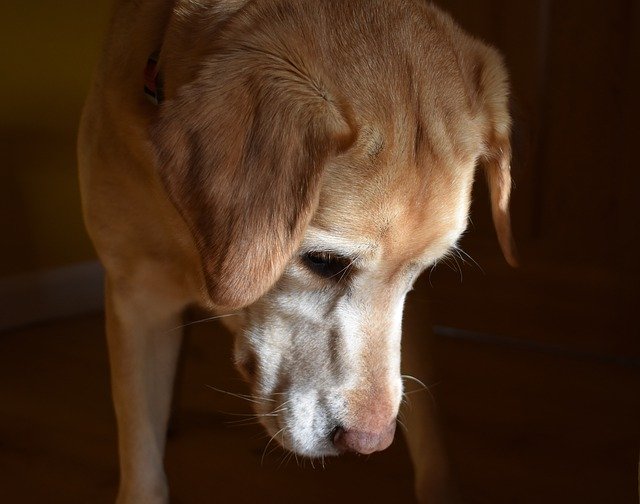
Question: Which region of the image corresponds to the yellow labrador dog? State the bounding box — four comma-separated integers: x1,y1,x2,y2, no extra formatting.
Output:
78,0,515,502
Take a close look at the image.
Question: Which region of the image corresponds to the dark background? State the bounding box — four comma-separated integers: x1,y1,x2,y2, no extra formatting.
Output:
414,0,640,502
0,1,638,503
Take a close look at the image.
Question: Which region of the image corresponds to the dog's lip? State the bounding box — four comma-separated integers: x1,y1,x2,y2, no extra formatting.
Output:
256,404,343,458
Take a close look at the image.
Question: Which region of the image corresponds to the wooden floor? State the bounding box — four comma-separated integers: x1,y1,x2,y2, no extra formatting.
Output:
0,313,638,503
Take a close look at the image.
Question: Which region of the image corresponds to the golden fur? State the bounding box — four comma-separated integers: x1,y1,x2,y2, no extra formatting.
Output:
78,1,514,502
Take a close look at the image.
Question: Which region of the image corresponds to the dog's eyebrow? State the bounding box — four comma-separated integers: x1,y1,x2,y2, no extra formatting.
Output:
300,229,379,263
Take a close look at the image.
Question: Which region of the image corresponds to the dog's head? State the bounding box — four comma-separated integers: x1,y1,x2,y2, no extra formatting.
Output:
153,1,515,457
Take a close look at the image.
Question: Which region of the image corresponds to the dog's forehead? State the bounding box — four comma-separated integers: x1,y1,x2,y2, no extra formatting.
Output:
311,147,476,267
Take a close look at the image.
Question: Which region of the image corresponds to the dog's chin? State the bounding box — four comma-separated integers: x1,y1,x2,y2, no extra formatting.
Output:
233,361,339,457
259,415,341,458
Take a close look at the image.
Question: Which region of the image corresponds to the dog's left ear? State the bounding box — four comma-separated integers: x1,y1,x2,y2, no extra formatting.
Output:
151,48,356,309
474,44,518,267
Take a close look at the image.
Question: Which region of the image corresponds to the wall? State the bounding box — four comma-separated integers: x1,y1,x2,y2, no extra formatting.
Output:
1,1,112,278
426,0,639,358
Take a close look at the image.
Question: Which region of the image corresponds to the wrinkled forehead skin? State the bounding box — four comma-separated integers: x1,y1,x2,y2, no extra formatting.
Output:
314,136,478,272
306,2,485,266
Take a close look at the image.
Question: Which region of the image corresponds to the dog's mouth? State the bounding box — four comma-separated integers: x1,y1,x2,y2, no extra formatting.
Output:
250,388,399,458
232,320,402,458
251,389,340,458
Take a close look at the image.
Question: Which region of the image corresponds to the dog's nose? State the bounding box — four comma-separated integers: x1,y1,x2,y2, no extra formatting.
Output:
332,421,397,455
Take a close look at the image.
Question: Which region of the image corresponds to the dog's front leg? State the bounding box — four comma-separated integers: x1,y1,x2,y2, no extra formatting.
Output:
105,274,186,504
402,302,459,504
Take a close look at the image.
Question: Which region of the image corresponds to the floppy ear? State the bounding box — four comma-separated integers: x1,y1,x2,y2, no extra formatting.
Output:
152,51,356,308
475,45,518,267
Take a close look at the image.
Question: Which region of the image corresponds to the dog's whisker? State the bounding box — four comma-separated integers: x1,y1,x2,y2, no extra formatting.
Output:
266,430,286,460
261,427,286,466
168,312,239,332
451,247,475,276
228,408,290,425
226,417,263,424
271,406,290,415
404,389,430,396
217,400,290,427
224,412,279,419
225,419,264,427
277,449,296,470
206,385,275,404
448,251,464,282
440,256,455,273
267,440,284,458
250,430,275,443
329,251,362,284
403,383,441,396
401,375,440,405
439,251,464,282
225,410,282,417
425,385,439,406
427,259,440,287
279,452,289,470
289,451,298,469
454,246,485,274
329,261,352,282
275,398,293,409
276,450,288,469
401,374,428,390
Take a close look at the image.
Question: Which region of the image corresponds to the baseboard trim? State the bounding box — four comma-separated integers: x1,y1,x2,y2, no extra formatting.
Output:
0,261,104,333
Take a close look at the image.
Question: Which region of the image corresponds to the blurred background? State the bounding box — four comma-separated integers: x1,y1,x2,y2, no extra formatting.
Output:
1,1,638,503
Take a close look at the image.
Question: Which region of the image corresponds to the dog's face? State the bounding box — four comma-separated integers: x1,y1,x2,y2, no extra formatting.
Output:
232,145,477,456
154,0,515,457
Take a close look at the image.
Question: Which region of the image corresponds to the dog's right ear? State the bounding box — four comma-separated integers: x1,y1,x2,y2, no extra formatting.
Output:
473,44,518,267
151,49,356,309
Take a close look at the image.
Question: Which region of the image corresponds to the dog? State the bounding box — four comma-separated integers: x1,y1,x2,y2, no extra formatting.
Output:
78,0,515,502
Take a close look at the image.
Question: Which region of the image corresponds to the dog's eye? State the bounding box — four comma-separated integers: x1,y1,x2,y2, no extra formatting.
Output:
302,251,353,280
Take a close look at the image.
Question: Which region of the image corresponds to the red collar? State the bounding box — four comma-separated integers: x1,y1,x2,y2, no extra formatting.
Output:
143,52,163,104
